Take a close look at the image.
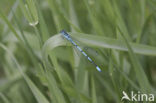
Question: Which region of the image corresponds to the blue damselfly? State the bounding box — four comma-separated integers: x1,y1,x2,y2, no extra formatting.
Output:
60,30,101,72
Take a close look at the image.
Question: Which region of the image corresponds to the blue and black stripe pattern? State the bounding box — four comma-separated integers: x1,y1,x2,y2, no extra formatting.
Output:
60,30,101,72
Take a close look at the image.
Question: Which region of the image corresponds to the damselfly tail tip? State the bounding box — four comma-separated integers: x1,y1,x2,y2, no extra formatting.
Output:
96,66,102,72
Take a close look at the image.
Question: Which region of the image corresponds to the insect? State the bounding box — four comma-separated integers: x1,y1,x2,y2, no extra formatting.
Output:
60,30,101,72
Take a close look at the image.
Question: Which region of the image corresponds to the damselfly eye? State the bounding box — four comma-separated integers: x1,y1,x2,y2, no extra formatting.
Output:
60,30,69,36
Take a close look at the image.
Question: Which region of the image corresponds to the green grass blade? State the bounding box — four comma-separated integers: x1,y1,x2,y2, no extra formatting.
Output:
24,76,50,103
0,11,20,40
118,27,151,93
91,75,97,103
0,43,50,103
0,93,10,103
42,33,156,58
19,0,38,26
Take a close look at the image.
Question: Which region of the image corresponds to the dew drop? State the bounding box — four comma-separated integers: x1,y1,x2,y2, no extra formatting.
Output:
29,21,39,26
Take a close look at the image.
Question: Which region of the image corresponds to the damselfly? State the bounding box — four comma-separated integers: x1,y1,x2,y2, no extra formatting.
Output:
60,30,101,72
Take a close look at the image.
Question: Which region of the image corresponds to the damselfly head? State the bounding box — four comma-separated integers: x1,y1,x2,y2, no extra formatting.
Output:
60,30,69,37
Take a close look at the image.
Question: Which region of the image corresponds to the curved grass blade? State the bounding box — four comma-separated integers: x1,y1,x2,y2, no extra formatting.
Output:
42,32,156,63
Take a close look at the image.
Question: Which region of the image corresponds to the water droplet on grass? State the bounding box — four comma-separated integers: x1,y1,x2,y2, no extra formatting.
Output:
29,21,38,26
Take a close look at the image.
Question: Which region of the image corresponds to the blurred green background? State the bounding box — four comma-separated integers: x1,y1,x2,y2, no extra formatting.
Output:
0,0,156,103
